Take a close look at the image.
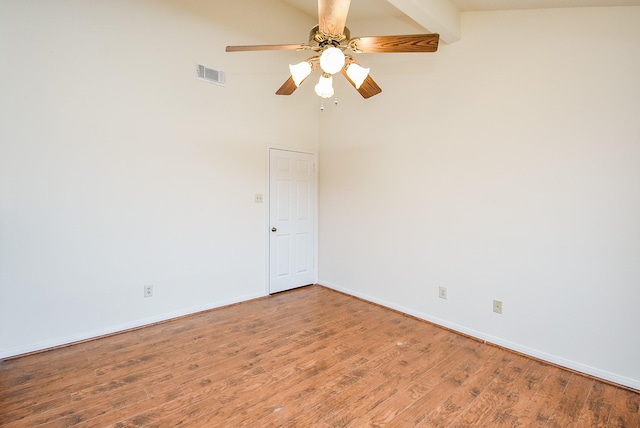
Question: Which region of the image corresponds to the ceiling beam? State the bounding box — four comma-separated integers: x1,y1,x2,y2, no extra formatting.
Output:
387,0,461,43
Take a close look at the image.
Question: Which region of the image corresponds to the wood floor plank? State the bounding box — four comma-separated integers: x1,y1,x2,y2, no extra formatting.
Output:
445,355,533,427
606,387,640,428
401,345,501,427
303,331,464,425
108,297,401,426
576,381,619,427
182,309,411,426
545,372,594,427
1,285,638,427
490,358,549,426
0,292,318,423
461,355,546,427
11,289,354,427
511,364,573,427
391,345,514,427
184,309,452,426
344,340,489,427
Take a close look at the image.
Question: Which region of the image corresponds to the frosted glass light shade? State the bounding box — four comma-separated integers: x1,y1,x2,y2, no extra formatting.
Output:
346,63,370,89
289,61,312,86
314,74,334,98
319,47,345,74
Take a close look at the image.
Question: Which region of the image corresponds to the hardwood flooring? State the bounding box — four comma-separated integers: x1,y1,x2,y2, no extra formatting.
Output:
1,285,638,427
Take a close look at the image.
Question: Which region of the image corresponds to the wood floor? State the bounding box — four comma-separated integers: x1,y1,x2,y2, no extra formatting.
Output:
1,286,638,427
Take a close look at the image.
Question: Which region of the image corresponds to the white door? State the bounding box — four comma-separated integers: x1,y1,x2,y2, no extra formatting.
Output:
269,149,316,294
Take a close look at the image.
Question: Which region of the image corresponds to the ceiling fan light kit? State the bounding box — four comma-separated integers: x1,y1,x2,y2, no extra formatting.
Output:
314,73,335,98
319,46,346,74
225,0,440,103
289,61,313,86
345,62,369,89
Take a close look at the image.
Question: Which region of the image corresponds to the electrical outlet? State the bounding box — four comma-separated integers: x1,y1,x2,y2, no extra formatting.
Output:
254,194,264,203
144,285,153,298
439,286,447,299
493,299,502,314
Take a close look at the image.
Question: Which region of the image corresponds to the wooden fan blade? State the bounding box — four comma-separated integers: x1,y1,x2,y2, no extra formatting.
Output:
226,44,306,52
318,0,351,35
355,76,382,99
341,68,382,99
350,34,439,53
276,77,298,95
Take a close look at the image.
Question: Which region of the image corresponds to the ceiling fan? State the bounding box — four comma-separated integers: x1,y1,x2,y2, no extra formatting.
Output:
225,0,439,100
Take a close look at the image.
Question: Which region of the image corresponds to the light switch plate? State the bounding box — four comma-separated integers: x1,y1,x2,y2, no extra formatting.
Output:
439,286,447,299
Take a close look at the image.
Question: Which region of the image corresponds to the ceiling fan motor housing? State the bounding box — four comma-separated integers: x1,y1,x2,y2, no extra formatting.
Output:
309,25,350,48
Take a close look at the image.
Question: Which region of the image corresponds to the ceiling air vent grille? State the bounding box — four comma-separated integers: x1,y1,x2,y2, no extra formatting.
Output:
197,64,225,86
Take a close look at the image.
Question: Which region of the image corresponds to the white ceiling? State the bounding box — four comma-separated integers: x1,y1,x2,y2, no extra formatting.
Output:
281,0,640,43
283,0,640,19
451,0,640,11
282,0,405,19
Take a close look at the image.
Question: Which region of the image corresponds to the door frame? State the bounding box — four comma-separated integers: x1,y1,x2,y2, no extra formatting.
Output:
266,146,318,295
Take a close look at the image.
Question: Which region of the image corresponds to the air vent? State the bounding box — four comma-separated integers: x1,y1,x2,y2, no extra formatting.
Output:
197,64,225,86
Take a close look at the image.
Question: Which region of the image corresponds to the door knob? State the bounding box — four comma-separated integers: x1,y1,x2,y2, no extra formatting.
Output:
271,227,277,232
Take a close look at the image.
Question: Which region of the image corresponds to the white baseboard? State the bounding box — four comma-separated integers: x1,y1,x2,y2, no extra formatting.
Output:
317,280,640,391
0,292,267,360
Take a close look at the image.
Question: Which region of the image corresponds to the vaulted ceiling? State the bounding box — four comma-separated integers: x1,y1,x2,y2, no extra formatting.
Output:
282,0,640,43
450,0,640,10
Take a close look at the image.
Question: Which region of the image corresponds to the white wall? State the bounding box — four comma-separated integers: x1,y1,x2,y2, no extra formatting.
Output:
0,0,318,357
318,7,640,389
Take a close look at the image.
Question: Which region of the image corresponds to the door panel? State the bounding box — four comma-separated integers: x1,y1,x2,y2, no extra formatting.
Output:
269,149,316,293
297,181,309,220
276,235,290,278
295,232,310,273
276,181,290,221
